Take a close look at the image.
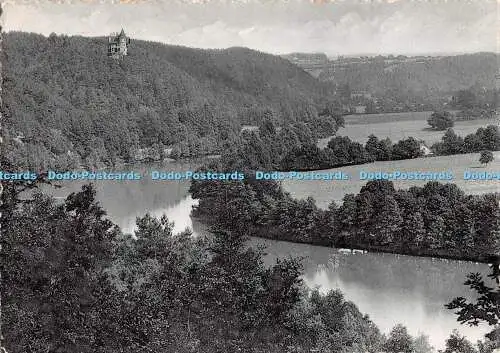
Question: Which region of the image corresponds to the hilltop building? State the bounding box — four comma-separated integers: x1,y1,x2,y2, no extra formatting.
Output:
108,29,130,58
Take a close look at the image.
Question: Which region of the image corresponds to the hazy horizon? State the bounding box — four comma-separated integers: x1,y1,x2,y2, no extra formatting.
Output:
2,0,497,57
4,28,498,60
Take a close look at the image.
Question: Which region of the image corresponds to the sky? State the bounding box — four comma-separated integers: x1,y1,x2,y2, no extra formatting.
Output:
1,0,498,56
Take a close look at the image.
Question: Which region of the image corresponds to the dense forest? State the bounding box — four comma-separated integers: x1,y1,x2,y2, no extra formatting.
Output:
208,117,423,172
2,181,498,352
1,31,338,170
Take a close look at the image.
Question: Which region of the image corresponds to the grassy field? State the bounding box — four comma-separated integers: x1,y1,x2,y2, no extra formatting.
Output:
318,111,497,147
282,152,500,208
343,111,433,125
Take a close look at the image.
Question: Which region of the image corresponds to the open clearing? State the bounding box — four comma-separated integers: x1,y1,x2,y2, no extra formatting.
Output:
282,152,500,208
318,111,497,147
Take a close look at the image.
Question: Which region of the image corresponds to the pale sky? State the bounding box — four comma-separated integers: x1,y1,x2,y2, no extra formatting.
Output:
1,0,498,56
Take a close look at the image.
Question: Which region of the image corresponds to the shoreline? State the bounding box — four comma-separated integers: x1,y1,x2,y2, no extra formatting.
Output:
192,214,496,265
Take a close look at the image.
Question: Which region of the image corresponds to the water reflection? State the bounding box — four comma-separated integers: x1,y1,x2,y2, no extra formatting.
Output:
249,237,490,349
42,162,491,349
44,161,198,233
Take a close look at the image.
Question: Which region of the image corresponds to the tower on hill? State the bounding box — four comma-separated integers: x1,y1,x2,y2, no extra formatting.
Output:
108,29,130,58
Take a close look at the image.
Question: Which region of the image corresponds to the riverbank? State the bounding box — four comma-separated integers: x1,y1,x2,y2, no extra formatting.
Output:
193,214,496,264
190,171,500,266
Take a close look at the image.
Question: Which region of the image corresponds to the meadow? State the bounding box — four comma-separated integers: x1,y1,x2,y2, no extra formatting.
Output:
282,151,500,208
318,111,497,147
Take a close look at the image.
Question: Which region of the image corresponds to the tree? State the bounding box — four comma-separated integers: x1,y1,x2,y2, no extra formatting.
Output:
441,330,478,353
401,211,426,251
392,137,423,160
327,136,354,164
383,324,415,353
413,334,434,353
280,143,324,170
441,128,464,154
317,103,345,137
365,134,393,161
445,265,500,343
2,184,122,352
464,133,484,152
480,126,500,151
372,195,403,246
428,111,455,130
326,135,371,165
480,150,494,166
456,89,477,110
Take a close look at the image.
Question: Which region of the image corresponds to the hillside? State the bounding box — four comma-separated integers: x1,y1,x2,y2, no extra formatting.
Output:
282,53,500,94
284,52,499,91
328,53,499,93
1,32,335,169
280,53,330,78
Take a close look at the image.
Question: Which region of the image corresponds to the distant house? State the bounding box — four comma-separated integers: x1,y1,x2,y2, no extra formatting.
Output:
240,125,260,133
12,133,25,145
419,143,433,156
353,105,367,114
108,29,130,58
350,91,372,100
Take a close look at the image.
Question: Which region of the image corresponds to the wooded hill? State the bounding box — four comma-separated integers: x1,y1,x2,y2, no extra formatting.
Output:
315,53,499,93
1,32,335,170
285,52,499,110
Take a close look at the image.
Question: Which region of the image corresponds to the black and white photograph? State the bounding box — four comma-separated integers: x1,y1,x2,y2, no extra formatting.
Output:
0,0,499,352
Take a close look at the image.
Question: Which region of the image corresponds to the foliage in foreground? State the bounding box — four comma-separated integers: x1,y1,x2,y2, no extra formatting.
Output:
446,271,500,345
3,182,498,352
3,183,390,353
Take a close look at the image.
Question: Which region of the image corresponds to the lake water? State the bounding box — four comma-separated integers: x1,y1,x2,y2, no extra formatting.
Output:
45,161,491,349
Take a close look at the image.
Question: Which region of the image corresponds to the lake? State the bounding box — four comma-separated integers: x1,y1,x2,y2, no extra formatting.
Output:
45,161,491,349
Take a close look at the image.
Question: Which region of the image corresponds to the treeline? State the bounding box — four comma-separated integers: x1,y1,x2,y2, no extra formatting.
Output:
213,114,425,172
215,115,343,171
451,87,498,120
281,134,423,171
270,124,499,171
432,125,500,155
191,171,500,262
2,182,449,353
2,32,338,170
